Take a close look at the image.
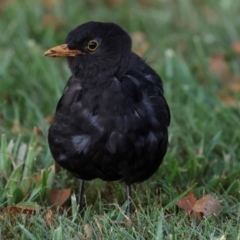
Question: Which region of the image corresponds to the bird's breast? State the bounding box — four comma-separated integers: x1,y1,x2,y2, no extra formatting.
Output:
49,73,166,157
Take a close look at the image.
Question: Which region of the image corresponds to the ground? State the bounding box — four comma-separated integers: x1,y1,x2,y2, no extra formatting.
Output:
0,0,240,239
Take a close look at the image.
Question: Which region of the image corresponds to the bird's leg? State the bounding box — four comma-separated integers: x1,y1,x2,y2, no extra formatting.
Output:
126,184,132,217
78,179,84,213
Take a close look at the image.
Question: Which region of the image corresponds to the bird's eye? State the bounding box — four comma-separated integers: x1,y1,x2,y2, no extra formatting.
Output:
87,40,98,51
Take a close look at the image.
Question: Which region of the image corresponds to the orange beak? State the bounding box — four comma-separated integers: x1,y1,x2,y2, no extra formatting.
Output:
44,44,83,57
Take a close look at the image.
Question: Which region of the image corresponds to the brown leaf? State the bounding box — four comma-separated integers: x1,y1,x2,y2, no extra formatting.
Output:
216,74,240,106
176,191,196,214
0,205,42,217
232,41,240,55
217,94,240,107
84,223,93,240
49,189,71,207
177,191,221,220
209,53,232,80
45,210,54,226
193,194,221,216
228,78,240,92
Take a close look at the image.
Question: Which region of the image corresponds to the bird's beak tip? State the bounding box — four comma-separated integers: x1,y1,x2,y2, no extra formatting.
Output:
43,44,82,58
43,51,49,57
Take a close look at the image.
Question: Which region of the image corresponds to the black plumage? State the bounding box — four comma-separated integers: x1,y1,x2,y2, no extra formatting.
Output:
44,21,170,216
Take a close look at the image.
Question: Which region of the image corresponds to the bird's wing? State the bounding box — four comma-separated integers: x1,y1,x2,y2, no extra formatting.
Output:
125,54,170,128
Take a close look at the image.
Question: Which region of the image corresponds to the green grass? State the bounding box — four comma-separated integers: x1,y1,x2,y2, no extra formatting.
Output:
1,0,240,239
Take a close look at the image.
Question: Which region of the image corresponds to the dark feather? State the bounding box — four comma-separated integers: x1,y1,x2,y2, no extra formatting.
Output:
48,22,170,185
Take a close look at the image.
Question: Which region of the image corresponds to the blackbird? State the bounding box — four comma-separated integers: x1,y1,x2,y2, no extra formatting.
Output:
44,21,170,216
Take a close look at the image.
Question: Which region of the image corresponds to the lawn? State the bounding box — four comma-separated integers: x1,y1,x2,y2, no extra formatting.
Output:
0,0,240,239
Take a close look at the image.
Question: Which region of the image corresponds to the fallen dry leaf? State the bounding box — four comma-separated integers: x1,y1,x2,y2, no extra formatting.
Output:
84,223,93,240
216,74,240,106
210,53,240,104
49,189,71,208
232,41,240,55
228,77,240,92
176,191,221,220
1,206,56,228
45,210,54,226
209,53,232,80
193,194,221,216
217,94,240,107
0,205,42,218
176,191,196,214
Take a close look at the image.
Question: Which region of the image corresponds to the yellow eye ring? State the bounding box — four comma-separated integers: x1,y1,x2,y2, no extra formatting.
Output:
87,40,98,51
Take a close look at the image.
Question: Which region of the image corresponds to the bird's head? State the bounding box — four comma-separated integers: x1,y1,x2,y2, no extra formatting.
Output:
44,21,132,79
